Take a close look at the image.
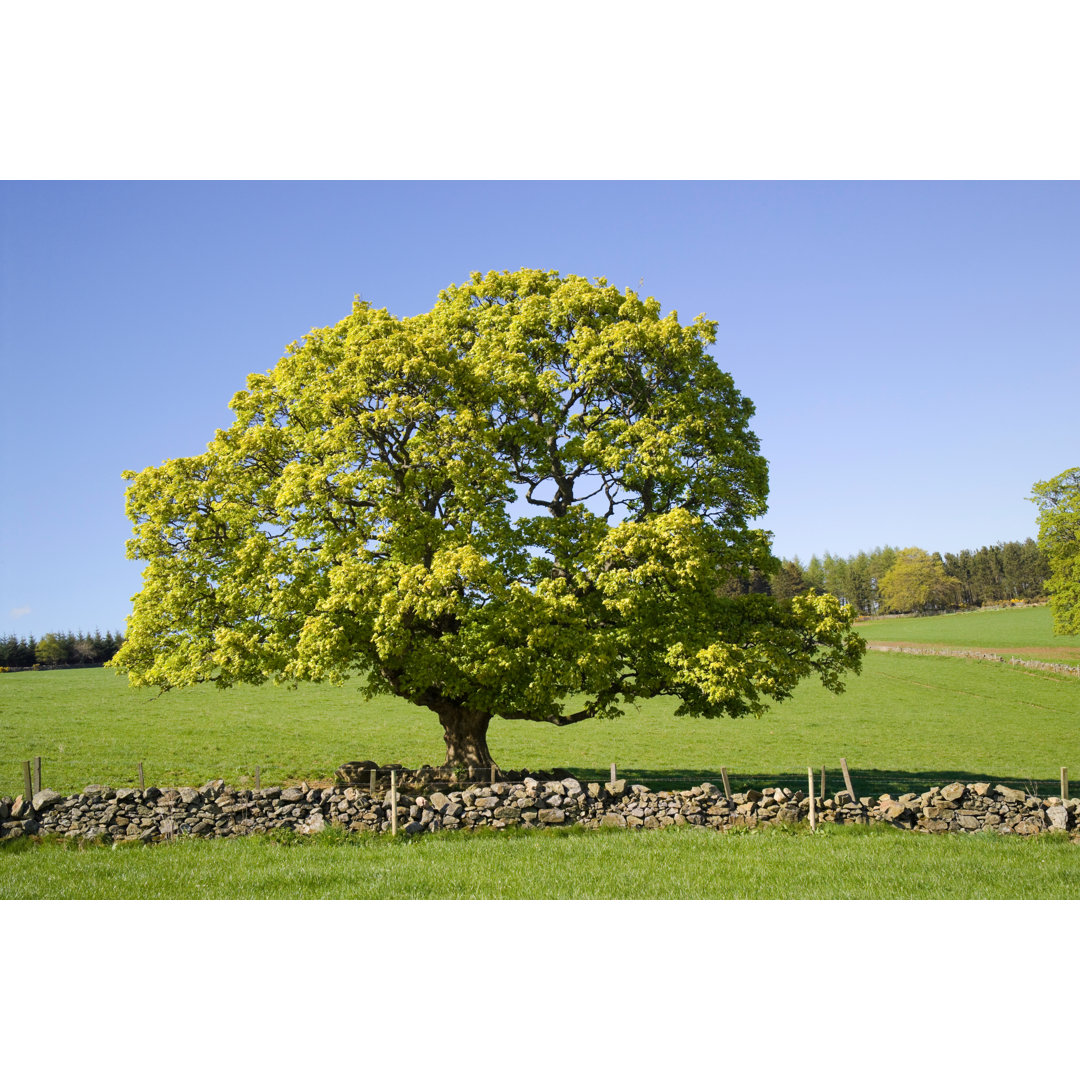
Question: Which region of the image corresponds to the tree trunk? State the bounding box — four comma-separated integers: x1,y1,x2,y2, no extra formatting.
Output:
438,705,494,770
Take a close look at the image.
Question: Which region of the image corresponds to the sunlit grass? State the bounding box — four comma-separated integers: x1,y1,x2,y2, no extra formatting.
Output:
2,648,1078,797
2,825,1077,899
859,604,1080,662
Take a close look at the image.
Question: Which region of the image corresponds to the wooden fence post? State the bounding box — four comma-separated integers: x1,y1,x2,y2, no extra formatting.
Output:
490,764,497,785
369,768,376,797
1062,766,1069,802
390,769,398,836
820,766,826,801
840,757,856,802
22,761,32,803
807,766,816,831
33,755,42,795
610,763,617,783
720,767,732,800
137,762,145,789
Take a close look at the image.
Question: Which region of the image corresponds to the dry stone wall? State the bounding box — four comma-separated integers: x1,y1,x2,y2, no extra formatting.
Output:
1,776,1076,843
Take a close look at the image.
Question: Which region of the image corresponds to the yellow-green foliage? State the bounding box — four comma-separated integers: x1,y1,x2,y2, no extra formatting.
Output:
879,547,962,614
111,270,863,746
1031,467,1080,636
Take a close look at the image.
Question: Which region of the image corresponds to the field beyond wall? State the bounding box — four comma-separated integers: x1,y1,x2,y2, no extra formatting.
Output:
2,606,1077,797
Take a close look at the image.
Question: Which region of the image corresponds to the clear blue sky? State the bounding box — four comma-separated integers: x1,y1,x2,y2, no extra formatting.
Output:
2,180,1077,639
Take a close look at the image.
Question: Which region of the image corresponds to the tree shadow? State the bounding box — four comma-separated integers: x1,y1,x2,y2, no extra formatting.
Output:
564,766,1066,798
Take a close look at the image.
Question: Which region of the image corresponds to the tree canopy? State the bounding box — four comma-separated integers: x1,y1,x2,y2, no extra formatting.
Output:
878,547,962,614
1030,467,1080,636
110,269,864,767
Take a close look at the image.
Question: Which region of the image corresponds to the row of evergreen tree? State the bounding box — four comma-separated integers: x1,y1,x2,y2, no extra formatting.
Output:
0,629,126,669
736,538,1049,614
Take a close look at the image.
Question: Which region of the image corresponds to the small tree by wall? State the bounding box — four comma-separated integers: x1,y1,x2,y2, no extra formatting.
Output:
879,548,963,614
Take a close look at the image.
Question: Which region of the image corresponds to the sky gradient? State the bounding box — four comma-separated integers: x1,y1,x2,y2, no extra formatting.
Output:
2,180,1077,639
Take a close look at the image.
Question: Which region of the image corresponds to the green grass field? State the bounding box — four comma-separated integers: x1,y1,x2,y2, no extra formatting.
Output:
2,824,1078,899
2,643,1077,797
859,603,1080,663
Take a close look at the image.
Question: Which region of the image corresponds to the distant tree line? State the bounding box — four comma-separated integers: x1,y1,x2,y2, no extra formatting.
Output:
0,629,126,669
728,539,1049,615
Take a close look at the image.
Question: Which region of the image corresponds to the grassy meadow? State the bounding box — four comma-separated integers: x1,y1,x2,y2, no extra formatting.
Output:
3,604,1078,899
2,639,1077,798
858,603,1080,663
2,824,1078,900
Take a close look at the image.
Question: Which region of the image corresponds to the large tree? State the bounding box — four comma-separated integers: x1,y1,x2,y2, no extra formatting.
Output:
1030,467,1080,635
110,270,864,768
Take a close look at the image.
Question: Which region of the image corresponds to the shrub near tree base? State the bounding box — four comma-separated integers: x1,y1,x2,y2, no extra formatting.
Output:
110,270,863,768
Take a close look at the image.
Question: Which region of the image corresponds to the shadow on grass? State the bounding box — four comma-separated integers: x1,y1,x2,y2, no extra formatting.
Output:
564,767,1066,798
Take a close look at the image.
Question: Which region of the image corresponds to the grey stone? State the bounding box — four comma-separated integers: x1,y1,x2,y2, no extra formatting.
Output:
1013,819,1042,835
1046,805,1069,831
428,791,450,811
605,779,628,796
178,787,200,805
31,789,63,812
538,808,566,824
30,786,61,812
994,785,1027,804
940,782,966,802
280,787,305,802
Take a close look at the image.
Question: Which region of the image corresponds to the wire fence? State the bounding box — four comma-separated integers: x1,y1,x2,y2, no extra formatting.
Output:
5,753,1072,805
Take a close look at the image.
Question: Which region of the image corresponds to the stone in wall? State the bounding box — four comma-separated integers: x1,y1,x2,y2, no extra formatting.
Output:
1,773,1076,844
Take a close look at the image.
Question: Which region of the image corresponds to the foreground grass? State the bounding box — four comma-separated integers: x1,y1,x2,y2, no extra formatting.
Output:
859,604,1080,663
2,648,1079,797
2,825,1077,899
